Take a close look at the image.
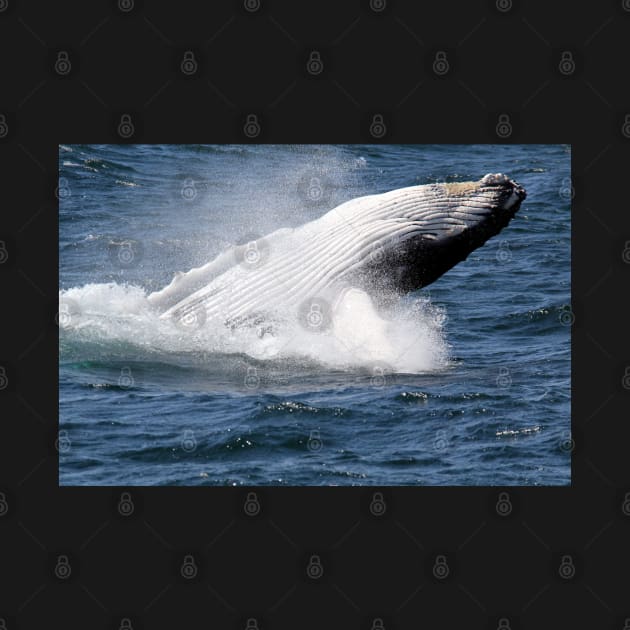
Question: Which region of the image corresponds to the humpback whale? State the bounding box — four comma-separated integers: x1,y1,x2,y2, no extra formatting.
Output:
147,173,526,330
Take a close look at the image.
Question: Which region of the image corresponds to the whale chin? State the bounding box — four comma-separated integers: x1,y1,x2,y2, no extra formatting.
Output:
149,173,526,327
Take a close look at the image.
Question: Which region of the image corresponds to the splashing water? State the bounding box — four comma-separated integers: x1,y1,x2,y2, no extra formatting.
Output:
59,281,450,373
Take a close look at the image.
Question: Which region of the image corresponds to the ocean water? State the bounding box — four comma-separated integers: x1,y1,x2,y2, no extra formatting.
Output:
58,144,571,486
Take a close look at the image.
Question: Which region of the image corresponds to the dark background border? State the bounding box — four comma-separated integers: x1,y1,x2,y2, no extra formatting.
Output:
2,0,629,628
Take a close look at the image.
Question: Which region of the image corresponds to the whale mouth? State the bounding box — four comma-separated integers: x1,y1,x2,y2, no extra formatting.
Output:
431,174,525,239
480,173,526,212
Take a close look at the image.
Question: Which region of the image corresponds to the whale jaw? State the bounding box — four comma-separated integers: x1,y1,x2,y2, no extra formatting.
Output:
356,173,526,295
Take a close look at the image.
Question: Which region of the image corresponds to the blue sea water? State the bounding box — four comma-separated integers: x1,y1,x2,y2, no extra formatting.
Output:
58,144,571,486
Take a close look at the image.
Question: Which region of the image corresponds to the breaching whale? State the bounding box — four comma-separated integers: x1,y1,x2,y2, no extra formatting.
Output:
147,173,526,330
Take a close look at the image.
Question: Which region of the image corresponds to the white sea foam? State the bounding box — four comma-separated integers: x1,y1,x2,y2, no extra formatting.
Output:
59,281,449,373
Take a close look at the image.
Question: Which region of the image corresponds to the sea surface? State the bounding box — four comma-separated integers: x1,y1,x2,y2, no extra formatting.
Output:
59,144,571,486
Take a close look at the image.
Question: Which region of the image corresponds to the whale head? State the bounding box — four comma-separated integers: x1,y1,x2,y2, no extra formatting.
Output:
362,173,526,294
